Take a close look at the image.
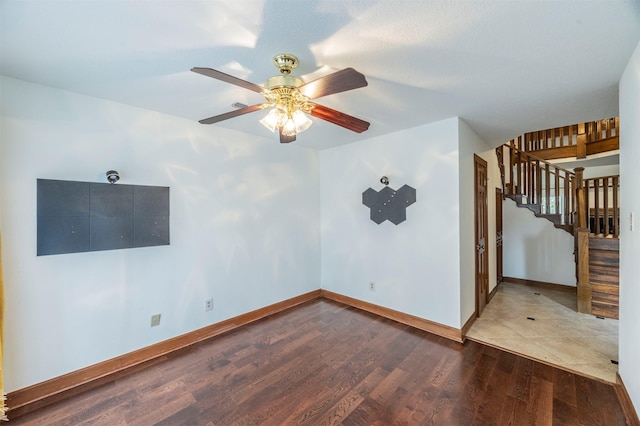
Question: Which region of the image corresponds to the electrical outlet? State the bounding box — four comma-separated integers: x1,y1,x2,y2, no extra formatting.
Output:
150,314,161,327
369,281,375,291
205,298,214,311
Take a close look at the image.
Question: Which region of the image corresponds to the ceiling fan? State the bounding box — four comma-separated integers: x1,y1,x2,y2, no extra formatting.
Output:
191,54,370,143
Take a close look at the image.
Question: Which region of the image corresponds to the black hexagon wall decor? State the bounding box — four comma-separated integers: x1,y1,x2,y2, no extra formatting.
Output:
362,184,416,225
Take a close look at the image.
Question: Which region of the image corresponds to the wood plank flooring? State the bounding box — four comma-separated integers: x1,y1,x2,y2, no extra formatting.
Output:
10,299,627,425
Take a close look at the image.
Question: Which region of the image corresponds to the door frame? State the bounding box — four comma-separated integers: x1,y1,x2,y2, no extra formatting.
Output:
474,154,489,317
496,187,503,290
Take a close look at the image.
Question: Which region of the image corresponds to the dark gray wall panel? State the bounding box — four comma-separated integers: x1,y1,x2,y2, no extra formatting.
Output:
90,217,134,251
134,186,169,217
37,216,90,255
90,184,134,217
37,179,90,217
134,215,169,248
37,179,170,256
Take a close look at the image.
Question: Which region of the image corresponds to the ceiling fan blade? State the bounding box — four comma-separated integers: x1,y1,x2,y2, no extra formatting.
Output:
191,67,266,94
279,129,296,143
299,68,368,99
311,104,370,133
198,104,265,124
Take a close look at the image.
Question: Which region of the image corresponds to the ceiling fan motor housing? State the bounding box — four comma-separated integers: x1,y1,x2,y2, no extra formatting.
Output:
264,74,304,91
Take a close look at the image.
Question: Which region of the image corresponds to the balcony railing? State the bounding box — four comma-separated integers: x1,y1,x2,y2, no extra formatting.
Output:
508,118,619,160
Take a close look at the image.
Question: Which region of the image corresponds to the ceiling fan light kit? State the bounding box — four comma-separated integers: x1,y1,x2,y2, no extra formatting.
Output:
191,53,370,143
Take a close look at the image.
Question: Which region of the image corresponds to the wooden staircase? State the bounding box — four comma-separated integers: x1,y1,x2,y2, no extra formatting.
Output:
497,118,620,319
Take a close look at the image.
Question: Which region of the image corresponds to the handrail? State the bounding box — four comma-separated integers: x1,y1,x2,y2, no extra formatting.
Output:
508,144,576,176
584,174,620,182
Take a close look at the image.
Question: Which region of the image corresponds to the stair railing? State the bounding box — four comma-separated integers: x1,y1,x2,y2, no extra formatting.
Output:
509,117,619,160
577,173,620,238
497,143,576,229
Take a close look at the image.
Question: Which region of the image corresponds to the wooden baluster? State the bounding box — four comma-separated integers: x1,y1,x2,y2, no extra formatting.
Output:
593,179,600,234
585,179,590,231
612,176,620,237
603,177,609,236
544,164,550,214
558,126,564,148
574,168,585,229
577,123,587,158
528,156,534,203
555,169,560,215
565,171,571,226
509,145,515,195
602,177,612,236
496,146,505,194
610,118,615,138
520,151,526,197
571,176,576,226
535,160,541,206
524,153,529,200
569,125,574,146
516,150,522,196
597,120,603,141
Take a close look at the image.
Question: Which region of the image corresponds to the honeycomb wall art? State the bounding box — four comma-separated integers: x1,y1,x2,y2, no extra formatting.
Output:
362,178,416,225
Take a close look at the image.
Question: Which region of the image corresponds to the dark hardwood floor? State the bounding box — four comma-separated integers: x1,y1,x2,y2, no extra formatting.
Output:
10,299,626,425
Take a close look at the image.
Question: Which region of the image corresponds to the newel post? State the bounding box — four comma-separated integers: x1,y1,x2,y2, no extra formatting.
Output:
577,123,587,159
574,166,590,314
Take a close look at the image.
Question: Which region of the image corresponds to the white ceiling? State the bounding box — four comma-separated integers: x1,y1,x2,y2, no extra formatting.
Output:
1,0,639,150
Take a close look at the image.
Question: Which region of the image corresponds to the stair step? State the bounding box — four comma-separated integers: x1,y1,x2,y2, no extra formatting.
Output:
504,196,573,234
554,224,574,234
520,204,541,215
505,194,523,204
536,213,562,224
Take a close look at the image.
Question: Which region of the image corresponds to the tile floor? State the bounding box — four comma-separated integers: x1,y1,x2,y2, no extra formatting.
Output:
466,281,619,383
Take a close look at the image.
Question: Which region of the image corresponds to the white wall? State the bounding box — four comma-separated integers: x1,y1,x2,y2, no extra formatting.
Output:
458,121,493,324
619,39,640,414
582,164,619,179
320,118,464,328
502,199,576,286
0,77,321,391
